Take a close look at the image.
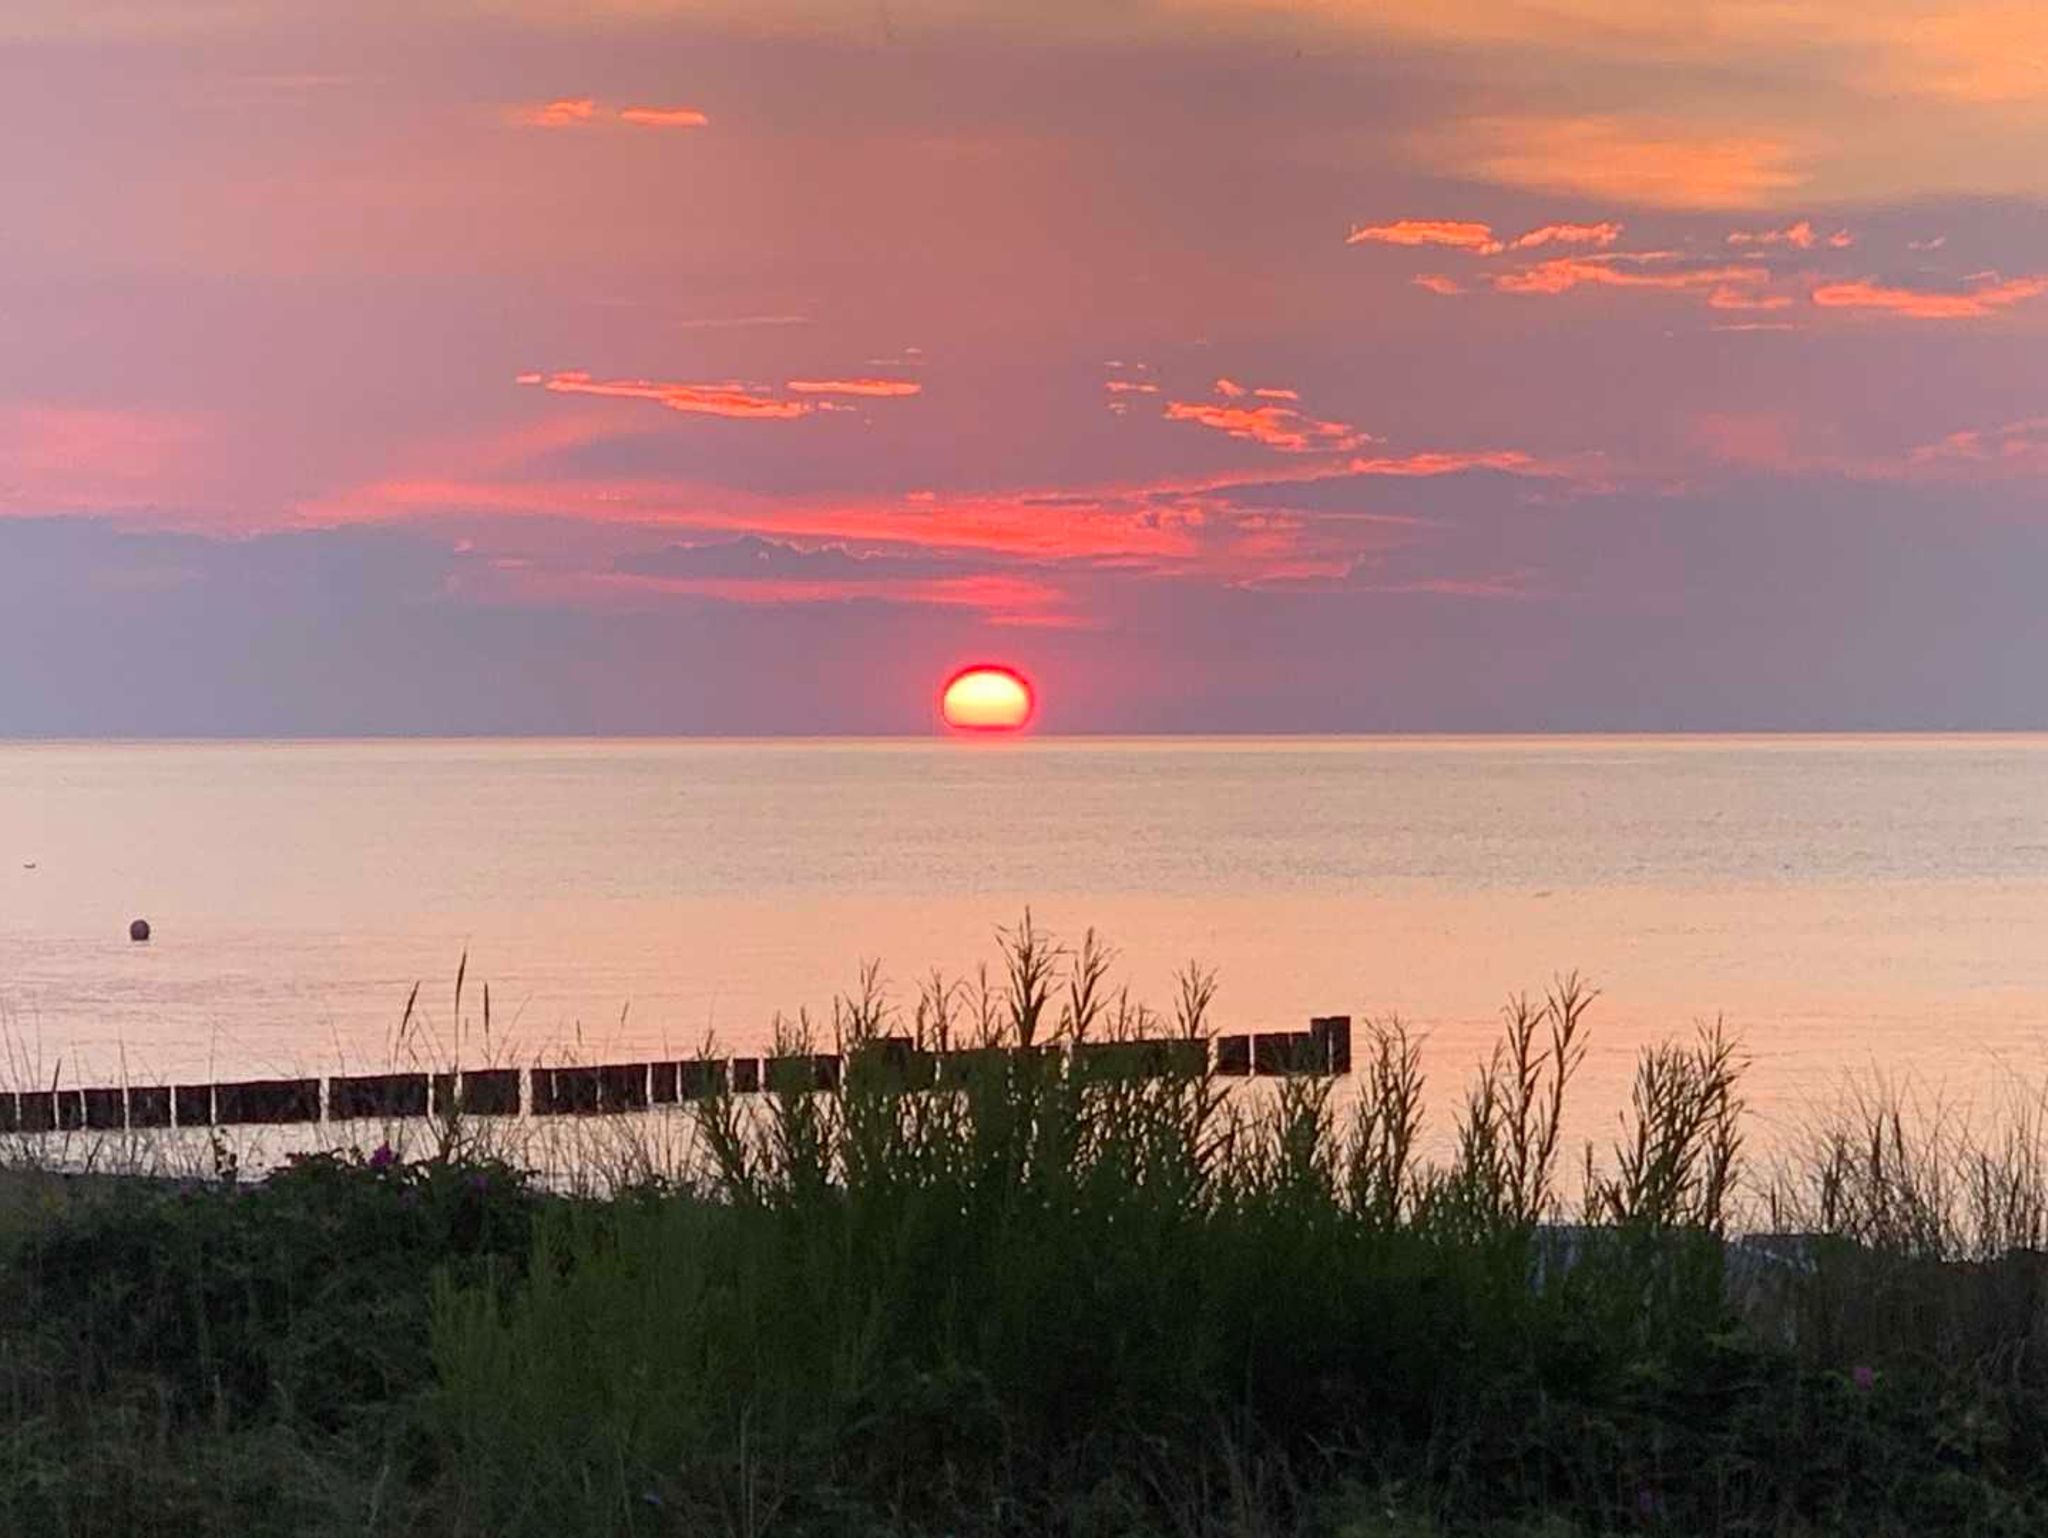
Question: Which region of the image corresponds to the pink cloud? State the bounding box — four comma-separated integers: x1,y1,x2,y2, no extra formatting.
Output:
301,385,1582,623
326,473,1210,565
1688,411,1805,469
0,406,215,516
309,436,1574,600
1413,273,1464,296
1908,416,2048,472
514,98,599,128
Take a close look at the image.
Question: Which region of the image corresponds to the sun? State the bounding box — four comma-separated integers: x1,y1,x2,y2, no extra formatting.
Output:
940,664,1035,732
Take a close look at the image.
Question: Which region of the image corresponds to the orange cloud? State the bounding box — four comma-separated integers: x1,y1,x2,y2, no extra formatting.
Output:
1810,272,2048,318
1492,254,1770,297
1413,273,1464,295
1728,220,1809,248
1726,220,1854,250
784,378,922,397
519,371,927,418
1166,400,1368,454
618,106,710,128
514,97,598,128
1347,219,1502,252
519,370,809,419
1350,217,1623,262
1877,6,2048,103
1149,377,1381,456
1504,221,1624,251
1342,449,1538,477
1443,116,1805,210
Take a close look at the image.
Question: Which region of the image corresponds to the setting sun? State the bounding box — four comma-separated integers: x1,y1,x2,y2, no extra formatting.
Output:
940,665,1035,732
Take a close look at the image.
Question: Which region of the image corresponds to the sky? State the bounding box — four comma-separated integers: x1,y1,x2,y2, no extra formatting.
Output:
3,0,2047,735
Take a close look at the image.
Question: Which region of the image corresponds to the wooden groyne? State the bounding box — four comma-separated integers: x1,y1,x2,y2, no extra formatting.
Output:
0,1017,1351,1132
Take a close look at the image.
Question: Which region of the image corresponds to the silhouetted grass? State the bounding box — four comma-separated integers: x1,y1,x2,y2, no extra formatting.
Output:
2,918,2048,1535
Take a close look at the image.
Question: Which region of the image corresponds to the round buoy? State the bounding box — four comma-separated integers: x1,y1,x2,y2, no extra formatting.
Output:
129,918,151,943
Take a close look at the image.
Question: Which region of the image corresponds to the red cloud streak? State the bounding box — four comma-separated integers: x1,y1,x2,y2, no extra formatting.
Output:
522,371,809,419
517,371,925,417
618,106,710,127
784,378,923,397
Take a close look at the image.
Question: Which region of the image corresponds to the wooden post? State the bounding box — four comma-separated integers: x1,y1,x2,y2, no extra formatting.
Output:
1311,1016,1352,1075
82,1088,126,1131
173,1084,213,1127
596,1063,650,1113
332,1073,431,1120
127,1086,172,1129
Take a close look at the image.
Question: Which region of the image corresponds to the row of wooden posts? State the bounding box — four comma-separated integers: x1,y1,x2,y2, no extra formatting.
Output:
0,1017,1353,1134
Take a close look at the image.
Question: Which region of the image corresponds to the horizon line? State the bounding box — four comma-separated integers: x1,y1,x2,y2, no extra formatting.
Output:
6,727,2048,748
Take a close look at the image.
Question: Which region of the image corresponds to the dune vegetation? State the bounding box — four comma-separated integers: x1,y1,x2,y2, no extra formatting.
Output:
3,920,2048,1536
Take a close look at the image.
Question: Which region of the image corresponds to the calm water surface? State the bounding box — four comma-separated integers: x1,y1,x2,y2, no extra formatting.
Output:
3,735,2046,1147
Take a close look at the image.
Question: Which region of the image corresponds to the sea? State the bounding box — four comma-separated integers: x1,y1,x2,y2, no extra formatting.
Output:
4,734,2047,1159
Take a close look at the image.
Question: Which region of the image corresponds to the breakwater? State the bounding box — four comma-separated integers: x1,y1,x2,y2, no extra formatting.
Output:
0,1016,1353,1132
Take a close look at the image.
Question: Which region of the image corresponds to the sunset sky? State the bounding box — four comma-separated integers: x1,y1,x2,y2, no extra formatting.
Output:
4,0,2047,734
